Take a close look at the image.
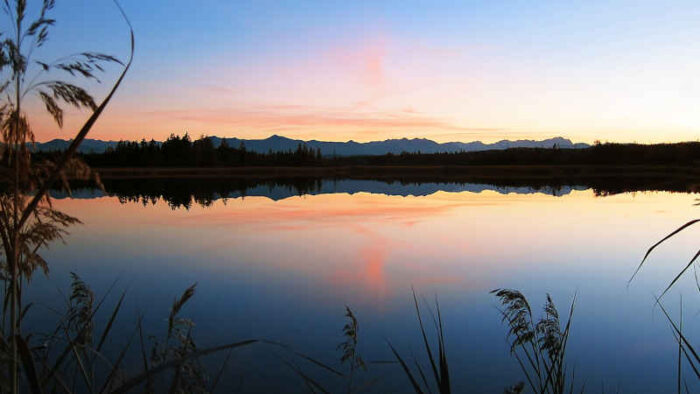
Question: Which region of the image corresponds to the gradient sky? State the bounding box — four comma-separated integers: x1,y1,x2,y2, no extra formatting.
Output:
20,0,700,143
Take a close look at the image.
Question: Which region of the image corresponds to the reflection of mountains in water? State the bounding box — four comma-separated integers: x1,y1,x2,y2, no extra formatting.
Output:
48,176,698,209
234,180,590,199
58,180,587,199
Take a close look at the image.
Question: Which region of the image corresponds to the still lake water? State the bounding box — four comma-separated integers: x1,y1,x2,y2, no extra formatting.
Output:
25,179,699,393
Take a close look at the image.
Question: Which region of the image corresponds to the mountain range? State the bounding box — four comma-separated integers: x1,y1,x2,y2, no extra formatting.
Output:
34,135,589,156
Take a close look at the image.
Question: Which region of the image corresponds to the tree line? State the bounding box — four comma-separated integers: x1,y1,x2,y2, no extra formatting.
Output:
352,141,700,166
40,134,700,167
76,134,323,167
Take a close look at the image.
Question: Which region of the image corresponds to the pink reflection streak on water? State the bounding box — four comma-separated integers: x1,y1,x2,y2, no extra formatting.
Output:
53,192,486,302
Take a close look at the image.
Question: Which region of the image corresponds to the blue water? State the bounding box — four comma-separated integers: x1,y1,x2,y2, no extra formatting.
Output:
24,180,700,392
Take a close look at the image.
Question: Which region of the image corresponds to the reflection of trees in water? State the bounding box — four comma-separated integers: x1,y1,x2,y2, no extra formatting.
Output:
67,176,700,210
108,178,324,209
591,177,699,197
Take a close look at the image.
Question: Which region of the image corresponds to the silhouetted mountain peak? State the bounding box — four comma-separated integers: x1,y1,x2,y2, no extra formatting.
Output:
266,134,291,141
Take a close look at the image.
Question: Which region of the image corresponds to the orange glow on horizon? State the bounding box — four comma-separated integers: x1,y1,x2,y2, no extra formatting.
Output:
26,32,700,145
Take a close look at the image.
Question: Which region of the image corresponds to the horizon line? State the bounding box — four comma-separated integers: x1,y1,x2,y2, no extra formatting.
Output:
32,133,700,146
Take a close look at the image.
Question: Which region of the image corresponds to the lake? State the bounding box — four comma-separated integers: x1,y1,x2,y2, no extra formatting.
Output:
25,178,699,393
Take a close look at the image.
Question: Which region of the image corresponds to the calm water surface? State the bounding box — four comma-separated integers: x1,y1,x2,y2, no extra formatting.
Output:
26,180,699,393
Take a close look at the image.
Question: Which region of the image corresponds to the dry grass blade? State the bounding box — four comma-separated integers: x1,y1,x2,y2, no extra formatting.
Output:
412,289,440,388
283,359,330,394
209,348,234,393
18,0,135,230
20,302,33,323
629,219,699,284
168,283,196,339
511,349,537,393
65,329,93,393
50,372,72,394
137,318,153,392
98,326,136,394
387,340,424,394
670,327,700,378
654,296,700,370
167,359,183,394
677,297,682,394
435,298,450,394
95,291,125,353
261,340,344,376
558,293,577,390
568,367,577,394
110,339,258,394
16,335,42,394
657,249,700,300
413,358,434,394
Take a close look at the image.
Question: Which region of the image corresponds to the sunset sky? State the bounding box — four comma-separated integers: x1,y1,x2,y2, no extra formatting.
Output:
24,0,700,143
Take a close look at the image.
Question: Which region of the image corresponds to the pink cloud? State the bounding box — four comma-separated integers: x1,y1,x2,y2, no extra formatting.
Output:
326,36,389,89
141,105,470,134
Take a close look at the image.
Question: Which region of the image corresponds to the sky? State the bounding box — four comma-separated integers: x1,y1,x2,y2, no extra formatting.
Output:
16,0,700,143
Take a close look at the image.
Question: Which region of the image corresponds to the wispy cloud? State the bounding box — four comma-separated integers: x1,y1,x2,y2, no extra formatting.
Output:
140,104,495,141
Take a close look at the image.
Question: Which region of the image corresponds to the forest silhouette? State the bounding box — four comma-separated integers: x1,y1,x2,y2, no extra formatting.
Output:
34,134,700,168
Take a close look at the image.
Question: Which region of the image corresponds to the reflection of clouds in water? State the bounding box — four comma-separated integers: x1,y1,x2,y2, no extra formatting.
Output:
329,235,391,301
49,188,699,305
164,197,473,228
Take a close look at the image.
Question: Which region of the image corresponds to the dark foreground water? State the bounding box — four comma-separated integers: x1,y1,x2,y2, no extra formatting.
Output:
25,179,699,392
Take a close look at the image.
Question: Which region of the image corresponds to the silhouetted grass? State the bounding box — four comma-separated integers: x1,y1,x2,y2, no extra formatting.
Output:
492,289,580,394
0,0,135,391
387,289,451,394
653,295,700,394
627,203,698,391
276,291,453,394
629,219,700,299
22,274,259,393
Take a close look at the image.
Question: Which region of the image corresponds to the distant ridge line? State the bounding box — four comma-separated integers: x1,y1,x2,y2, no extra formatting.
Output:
33,134,590,156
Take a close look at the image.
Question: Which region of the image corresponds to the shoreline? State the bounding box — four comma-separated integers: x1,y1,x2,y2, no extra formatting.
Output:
91,165,700,195
95,164,700,180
